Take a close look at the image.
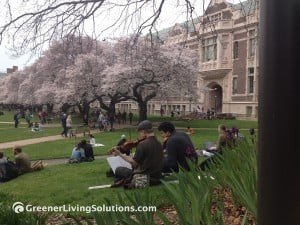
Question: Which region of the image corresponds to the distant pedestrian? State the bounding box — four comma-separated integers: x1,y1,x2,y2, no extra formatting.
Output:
128,111,133,125
109,113,115,131
122,111,127,124
13,112,19,128
60,113,67,137
117,111,122,125
171,111,174,118
66,115,73,137
25,109,31,127
160,108,164,117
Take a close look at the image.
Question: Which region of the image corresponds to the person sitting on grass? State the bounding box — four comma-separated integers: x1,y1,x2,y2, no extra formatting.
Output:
69,142,86,163
89,134,96,146
81,140,94,161
186,126,195,135
199,124,233,171
158,122,198,173
111,120,163,188
249,128,256,144
13,146,44,174
0,152,8,164
31,122,42,132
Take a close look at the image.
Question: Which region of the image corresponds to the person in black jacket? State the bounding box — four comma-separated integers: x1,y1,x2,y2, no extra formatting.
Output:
158,122,198,173
81,140,94,161
60,113,67,137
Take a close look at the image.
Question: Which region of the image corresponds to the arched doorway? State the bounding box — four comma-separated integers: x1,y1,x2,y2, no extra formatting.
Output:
205,83,223,113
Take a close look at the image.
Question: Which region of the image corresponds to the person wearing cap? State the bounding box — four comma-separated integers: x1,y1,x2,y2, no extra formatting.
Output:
158,121,198,173
112,120,163,188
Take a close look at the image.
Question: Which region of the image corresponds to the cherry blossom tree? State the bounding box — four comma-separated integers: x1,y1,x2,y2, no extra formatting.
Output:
104,37,199,121
56,52,108,123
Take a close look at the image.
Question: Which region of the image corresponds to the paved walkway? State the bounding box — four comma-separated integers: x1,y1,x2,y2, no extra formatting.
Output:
0,124,135,150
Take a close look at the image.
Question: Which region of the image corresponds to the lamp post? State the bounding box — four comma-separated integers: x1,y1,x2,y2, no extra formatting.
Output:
189,97,192,113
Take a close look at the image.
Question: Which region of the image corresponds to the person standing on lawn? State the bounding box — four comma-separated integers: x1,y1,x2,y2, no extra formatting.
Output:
122,111,127,124
25,109,31,127
128,111,133,125
13,112,19,128
60,113,68,137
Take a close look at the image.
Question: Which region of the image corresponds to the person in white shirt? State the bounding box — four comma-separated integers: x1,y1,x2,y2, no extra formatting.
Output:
89,134,96,146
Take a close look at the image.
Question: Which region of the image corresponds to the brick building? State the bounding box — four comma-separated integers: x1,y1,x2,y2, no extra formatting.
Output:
116,0,259,118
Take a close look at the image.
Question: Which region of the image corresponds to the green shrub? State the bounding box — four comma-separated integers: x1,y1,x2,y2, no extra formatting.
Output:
210,139,257,219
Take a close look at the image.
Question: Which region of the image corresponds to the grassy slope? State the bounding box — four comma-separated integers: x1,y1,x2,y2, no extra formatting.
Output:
0,160,168,209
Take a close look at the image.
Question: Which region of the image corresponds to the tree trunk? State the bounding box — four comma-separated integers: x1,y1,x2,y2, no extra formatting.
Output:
109,101,116,116
61,103,71,113
77,102,90,124
46,103,54,113
138,101,148,122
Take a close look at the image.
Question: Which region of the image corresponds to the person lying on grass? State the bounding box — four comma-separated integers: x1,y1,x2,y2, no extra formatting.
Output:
12,146,44,175
110,120,163,189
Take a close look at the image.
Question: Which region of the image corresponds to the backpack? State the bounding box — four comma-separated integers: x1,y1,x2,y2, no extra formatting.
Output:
0,161,19,182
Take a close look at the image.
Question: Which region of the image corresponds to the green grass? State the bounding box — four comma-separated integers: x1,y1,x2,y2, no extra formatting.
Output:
0,127,63,143
2,129,126,160
2,126,253,161
0,160,168,209
147,115,257,128
0,110,17,122
2,128,223,161
169,119,257,129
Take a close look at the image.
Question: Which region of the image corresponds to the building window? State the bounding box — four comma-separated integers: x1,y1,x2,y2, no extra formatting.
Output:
210,13,222,22
248,30,256,57
202,36,217,62
248,67,254,94
232,77,238,94
246,106,253,117
233,41,239,59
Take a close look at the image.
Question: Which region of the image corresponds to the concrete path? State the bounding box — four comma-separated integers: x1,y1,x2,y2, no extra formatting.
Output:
0,134,66,150
0,124,135,150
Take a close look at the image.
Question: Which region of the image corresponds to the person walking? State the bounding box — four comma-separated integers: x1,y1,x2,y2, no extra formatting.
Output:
60,113,67,137
13,112,19,128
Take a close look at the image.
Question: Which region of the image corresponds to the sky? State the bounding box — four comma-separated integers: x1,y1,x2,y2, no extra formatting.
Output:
0,0,242,72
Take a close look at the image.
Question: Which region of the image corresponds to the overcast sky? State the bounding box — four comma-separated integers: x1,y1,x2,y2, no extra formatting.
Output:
0,0,242,72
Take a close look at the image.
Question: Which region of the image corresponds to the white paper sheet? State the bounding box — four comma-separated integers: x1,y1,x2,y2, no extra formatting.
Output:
92,143,105,147
106,156,132,174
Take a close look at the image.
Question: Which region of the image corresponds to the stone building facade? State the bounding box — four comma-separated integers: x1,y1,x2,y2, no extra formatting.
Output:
117,0,259,118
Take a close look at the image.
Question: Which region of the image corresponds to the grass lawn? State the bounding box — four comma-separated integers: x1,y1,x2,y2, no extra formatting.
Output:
0,127,63,143
173,119,257,129
2,128,225,161
0,159,169,211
